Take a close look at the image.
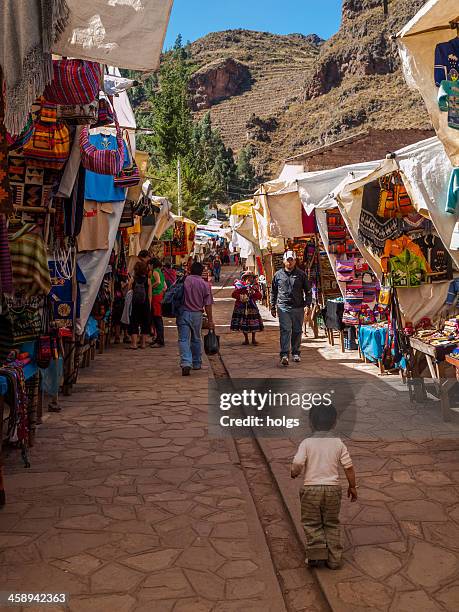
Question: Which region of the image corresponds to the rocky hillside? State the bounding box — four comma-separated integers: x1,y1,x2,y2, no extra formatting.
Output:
187,1,432,178
188,30,322,152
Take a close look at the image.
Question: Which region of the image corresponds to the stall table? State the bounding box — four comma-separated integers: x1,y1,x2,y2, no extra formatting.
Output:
409,337,459,421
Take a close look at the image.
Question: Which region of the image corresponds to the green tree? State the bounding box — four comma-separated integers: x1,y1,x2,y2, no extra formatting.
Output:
129,42,258,221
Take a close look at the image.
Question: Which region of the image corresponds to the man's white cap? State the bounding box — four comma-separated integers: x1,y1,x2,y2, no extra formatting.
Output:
283,250,297,261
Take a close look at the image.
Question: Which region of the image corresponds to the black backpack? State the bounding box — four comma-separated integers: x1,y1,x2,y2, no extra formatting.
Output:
132,278,147,306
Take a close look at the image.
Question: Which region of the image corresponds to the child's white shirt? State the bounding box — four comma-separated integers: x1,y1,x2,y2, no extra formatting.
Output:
293,436,352,486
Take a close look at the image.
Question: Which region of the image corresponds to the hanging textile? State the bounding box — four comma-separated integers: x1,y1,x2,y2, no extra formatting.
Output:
0,215,13,294
8,223,51,295
358,180,404,255
63,166,85,238
1,0,70,135
8,149,61,209
0,74,13,215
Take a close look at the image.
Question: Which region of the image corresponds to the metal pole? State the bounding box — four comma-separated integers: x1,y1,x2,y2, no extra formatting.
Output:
177,158,182,217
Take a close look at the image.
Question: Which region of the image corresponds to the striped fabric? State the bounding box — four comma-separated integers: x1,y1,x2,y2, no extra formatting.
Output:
0,214,13,294
23,103,70,170
8,223,51,296
44,60,102,105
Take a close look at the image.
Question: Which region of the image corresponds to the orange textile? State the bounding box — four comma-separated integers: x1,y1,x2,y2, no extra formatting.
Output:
381,235,431,274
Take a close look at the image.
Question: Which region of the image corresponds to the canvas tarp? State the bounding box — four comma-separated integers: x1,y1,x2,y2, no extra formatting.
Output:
335,139,454,323
77,201,124,334
53,0,173,71
397,0,459,165
252,181,302,248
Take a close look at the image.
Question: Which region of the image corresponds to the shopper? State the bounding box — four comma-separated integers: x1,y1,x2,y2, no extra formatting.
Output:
270,251,311,366
163,259,177,288
213,255,222,282
150,257,166,347
291,403,357,569
177,261,214,376
231,272,263,345
127,261,151,350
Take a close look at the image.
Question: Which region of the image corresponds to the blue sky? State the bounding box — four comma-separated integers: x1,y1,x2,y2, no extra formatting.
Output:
163,0,342,49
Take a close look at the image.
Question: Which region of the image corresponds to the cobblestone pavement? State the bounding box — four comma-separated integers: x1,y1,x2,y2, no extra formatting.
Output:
2,266,459,612
212,269,459,612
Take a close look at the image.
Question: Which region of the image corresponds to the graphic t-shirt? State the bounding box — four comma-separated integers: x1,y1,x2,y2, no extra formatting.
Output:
84,134,129,202
434,38,459,86
438,80,459,130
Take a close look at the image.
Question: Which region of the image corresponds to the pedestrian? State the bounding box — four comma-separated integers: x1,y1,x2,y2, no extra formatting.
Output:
177,261,214,376
138,250,151,269
213,255,222,282
231,272,263,345
163,259,177,288
291,403,357,569
127,261,151,350
150,257,166,347
270,250,311,366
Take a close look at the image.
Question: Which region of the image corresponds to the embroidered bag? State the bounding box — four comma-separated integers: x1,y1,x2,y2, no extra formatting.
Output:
378,283,391,305
23,102,70,170
80,113,124,176
114,135,140,187
377,172,415,219
44,59,102,105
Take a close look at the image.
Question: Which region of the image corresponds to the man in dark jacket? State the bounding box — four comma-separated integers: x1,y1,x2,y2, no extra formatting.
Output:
270,251,311,366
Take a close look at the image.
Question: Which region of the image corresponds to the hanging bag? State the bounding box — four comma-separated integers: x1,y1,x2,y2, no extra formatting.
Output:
95,97,114,128
57,100,99,126
43,59,102,105
114,133,140,188
80,110,125,175
204,330,220,355
336,258,355,282
23,102,70,170
377,171,415,219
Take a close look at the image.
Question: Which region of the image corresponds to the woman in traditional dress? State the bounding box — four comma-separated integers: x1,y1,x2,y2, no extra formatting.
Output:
230,272,264,345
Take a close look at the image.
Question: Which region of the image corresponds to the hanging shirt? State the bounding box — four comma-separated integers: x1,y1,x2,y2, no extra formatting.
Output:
434,38,459,86
77,201,114,252
438,80,459,130
381,235,431,274
84,134,129,202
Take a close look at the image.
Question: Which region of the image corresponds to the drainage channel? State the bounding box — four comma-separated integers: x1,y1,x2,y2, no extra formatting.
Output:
207,351,330,612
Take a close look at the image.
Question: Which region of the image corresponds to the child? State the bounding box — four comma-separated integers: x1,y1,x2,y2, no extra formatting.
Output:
291,403,357,569
127,261,151,350
230,272,264,345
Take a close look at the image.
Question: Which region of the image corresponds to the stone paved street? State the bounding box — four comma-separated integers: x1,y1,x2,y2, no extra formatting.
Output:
1,267,459,612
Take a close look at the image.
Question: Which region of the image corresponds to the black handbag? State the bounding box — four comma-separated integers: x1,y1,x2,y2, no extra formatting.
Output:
204,330,220,355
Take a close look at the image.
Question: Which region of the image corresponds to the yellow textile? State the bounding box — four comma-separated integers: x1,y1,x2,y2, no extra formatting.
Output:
231,200,253,217
127,216,141,235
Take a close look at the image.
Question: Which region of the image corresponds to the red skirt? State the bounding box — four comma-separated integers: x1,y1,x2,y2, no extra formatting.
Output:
151,292,164,317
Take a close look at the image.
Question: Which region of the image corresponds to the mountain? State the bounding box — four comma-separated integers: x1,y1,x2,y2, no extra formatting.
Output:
188,30,322,152
187,1,432,179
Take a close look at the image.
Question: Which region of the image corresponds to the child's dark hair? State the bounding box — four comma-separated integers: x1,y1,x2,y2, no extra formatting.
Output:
309,403,337,432
134,261,148,278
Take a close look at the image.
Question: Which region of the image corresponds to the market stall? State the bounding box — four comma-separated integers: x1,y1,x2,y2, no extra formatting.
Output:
0,0,173,503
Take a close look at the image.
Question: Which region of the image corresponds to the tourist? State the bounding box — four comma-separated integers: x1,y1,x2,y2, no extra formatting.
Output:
213,254,222,282
270,250,311,366
127,261,151,350
291,403,357,569
230,272,263,345
177,261,214,376
150,257,166,347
